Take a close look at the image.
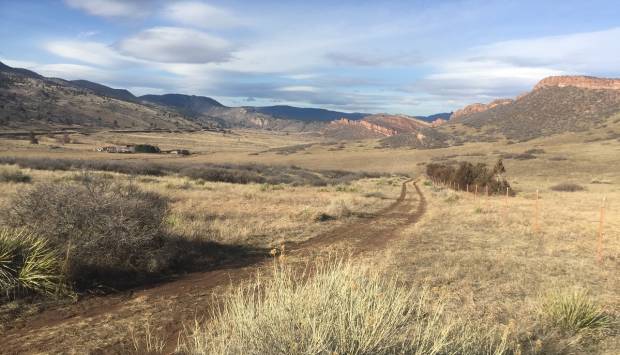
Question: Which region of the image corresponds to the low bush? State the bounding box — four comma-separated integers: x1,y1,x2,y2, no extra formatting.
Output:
426,159,512,195
550,183,585,192
0,229,64,300
0,167,31,183
540,289,612,334
0,157,390,187
4,178,170,290
134,144,161,154
179,259,512,354
501,152,536,160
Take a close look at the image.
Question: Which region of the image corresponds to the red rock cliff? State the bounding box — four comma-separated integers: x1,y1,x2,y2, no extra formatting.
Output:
331,118,399,136
450,99,513,120
534,76,620,91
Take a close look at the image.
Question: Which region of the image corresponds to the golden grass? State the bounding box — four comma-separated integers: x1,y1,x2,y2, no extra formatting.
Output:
0,166,404,249
176,258,511,355
384,180,619,354
0,126,619,353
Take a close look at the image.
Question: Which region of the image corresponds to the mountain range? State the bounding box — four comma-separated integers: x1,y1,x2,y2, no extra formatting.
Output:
2,61,619,147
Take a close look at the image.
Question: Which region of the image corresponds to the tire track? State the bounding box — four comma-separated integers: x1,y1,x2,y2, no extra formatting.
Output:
1,180,426,354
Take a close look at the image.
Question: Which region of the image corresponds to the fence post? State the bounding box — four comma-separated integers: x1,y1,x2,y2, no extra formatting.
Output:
475,184,478,200
597,197,606,264
533,189,540,233
504,186,509,220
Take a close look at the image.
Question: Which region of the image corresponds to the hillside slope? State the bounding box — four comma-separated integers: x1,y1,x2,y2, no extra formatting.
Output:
446,76,620,141
0,62,200,131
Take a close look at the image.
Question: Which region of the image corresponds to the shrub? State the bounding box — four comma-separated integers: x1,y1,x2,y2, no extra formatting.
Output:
501,152,536,160
550,183,585,192
0,167,31,183
180,260,448,354
541,289,612,334
427,159,512,195
4,178,169,290
179,259,512,355
0,229,63,299
134,144,161,154
181,167,265,185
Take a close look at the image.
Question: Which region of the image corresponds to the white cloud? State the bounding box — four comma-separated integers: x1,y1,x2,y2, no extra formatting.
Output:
0,58,39,69
117,27,233,64
474,27,620,74
285,73,319,80
414,27,620,108
35,63,109,81
45,41,133,67
164,2,241,28
64,0,151,18
277,86,319,92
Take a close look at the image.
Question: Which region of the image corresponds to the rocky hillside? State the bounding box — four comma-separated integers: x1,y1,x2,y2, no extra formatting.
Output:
0,62,200,131
138,94,326,132
446,76,620,141
325,114,429,138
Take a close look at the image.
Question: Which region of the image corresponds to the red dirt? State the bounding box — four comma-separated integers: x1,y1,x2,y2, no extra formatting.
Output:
0,180,426,354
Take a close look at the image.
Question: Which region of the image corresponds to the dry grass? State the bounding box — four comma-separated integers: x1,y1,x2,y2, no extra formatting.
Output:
150,175,403,247
176,258,511,355
385,180,619,354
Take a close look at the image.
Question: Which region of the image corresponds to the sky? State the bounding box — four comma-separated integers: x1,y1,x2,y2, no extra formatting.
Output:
1,0,620,115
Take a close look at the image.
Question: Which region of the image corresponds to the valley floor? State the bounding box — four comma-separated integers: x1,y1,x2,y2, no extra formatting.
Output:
0,129,618,354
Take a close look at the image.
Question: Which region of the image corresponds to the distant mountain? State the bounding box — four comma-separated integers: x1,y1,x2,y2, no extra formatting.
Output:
70,80,137,102
447,76,620,141
140,94,225,117
416,112,452,123
0,61,200,130
0,61,43,79
248,105,367,122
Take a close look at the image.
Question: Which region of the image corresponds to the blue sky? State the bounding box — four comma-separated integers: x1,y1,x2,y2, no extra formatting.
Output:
1,0,620,115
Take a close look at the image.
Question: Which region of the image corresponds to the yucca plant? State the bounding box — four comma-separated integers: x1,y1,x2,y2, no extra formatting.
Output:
0,228,64,300
541,289,613,334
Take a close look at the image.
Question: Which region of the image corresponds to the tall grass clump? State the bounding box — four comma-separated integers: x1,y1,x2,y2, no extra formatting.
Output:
540,289,613,334
0,229,63,300
178,259,511,355
0,167,32,183
3,177,170,290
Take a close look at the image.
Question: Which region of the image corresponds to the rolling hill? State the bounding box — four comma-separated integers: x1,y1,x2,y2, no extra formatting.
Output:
445,76,620,141
0,62,200,131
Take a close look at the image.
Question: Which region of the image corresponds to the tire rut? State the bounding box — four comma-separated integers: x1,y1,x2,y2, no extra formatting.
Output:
1,180,427,355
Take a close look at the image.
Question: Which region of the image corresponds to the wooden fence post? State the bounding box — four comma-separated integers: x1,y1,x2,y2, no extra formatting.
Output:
475,184,478,200
597,197,606,264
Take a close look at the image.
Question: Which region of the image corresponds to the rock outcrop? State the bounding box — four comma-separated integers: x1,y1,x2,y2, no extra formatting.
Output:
450,99,513,121
534,76,620,91
330,118,399,136
329,114,431,138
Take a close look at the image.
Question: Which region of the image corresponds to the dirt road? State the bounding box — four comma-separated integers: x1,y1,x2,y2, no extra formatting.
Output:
1,180,426,354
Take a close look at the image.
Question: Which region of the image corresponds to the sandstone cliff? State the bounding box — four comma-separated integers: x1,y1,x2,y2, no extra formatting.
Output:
534,76,620,91
450,99,513,121
328,114,431,138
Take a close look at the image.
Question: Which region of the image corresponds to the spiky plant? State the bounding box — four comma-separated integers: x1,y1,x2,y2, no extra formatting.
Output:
541,289,613,334
0,228,64,299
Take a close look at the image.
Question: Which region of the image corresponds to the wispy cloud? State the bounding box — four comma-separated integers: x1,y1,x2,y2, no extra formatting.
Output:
117,27,234,64
64,0,152,19
163,2,243,29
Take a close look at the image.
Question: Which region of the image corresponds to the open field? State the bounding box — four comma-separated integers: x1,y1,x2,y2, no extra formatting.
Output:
0,128,618,354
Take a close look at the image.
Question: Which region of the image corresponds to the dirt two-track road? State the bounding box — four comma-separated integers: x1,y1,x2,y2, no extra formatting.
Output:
1,180,427,354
